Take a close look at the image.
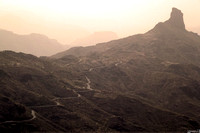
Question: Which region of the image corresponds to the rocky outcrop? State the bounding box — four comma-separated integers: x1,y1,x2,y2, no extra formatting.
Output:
166,7,185,30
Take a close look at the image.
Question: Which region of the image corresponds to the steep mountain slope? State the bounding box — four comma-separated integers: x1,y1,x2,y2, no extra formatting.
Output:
0,30,69,56
1,51,199,132
1,8,200,132
52,8,200,66
0,51,112,132
50,7,200,131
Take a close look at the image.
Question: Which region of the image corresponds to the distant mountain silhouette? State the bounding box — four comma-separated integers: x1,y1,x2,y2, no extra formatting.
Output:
1,8,200,132
52,7,200,66
0,29,69,56
0,14,91,44
49,8,200,131
71,31,118,46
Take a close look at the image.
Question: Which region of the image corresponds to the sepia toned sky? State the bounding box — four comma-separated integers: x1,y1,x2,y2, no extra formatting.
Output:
0,0,200,44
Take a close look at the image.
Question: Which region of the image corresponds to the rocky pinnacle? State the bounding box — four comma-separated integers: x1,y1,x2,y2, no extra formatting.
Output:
167,7,185,30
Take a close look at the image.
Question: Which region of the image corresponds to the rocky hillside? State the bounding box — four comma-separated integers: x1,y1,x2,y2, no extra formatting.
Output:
52,8,200,66
1,8,200,132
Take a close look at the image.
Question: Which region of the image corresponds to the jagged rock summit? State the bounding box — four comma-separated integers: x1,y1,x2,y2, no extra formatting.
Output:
1,7,200,132
166,7,185,29
150,7,186,34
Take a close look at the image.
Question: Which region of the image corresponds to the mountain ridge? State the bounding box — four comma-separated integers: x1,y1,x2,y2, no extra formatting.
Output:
1,7,200,132
0,29,69,56
52,8,200,67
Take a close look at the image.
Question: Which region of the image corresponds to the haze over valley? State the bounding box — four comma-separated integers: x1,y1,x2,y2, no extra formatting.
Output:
0,0,200,44
0,0,200,132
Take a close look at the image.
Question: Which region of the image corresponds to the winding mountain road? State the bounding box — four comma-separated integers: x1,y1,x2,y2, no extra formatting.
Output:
0,110,36,124
54,101,61,106
85,76,93,90
30,99,64,108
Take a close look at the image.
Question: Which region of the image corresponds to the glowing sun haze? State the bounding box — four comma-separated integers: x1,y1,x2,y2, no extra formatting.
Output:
0,0,200,44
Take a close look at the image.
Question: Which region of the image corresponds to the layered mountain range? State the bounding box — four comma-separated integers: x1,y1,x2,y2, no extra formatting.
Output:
0,30,69,56
0,8,200,132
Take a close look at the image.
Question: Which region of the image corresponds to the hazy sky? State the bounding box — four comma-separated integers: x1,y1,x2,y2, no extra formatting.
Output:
0,0,200,44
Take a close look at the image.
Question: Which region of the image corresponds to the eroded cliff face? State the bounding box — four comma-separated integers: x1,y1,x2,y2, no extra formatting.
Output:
167,7,185,30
